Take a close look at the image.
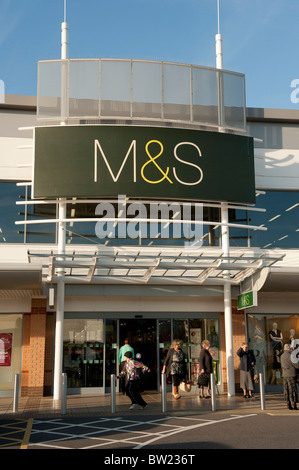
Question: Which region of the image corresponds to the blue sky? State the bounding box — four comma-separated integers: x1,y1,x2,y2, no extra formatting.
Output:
0,0,298,109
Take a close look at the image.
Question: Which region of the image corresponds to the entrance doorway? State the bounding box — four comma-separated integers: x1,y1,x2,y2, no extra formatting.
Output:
119,319,157,390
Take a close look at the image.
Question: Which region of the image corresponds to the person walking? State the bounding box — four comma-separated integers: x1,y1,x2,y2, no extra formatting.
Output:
117,351,150,410
237,342,256,398
162,339,187,399
198,339,213,398
118,338,134,394
280,343,299,410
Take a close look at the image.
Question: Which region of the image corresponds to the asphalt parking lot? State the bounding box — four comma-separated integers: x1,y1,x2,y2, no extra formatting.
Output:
1,408,299,452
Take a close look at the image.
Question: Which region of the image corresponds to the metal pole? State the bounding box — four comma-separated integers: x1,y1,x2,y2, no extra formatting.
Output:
259,372,266,410
61,373,67,415
161,373,167,412
215,1,235,398
53,7,68,404
13,374,19,413
210,373,216,412
53,278,65,402
111,374,116,414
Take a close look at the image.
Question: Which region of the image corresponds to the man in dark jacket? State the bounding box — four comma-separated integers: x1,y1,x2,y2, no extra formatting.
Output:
281,343,299,410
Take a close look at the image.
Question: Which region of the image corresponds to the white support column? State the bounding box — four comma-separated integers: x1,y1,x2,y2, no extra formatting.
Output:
221,203,235,397
216,0,235,396
53,4,68,402
53,278,65,401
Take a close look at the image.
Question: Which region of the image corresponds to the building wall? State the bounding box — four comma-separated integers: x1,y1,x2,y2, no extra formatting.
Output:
220,306,246,393
21,299,48,397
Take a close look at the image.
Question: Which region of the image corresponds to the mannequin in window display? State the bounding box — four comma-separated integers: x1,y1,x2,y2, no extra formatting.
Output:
250,317,267,376
269,323,283,351
268,323,283,384
289,329,299,350
207,326,218,347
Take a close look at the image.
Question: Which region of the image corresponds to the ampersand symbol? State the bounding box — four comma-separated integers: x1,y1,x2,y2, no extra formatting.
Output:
141,140,173,184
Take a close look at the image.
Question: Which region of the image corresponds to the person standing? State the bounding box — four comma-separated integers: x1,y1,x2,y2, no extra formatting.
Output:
198,339,213,398
280,343,299,410
237,342,256,398
117,351,150,410
162,339,187,399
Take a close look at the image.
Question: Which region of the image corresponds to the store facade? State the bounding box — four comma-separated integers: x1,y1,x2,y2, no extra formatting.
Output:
1,58,299,398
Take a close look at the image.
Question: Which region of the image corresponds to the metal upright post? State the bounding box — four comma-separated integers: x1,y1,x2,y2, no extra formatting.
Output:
215,2,235,397
62,373,67,414
13,374,19,413
259,372,266,410
53,3,68,404
111,374,116,413
210,373,216,411
161,374,167,412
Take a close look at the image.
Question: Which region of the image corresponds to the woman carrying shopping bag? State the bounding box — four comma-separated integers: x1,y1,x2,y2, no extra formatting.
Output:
162,339,187,399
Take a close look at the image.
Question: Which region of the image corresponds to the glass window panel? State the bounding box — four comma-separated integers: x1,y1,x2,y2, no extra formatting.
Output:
0,182,25,243
163,64,191,121
69,60,99,117
38,61,67,119
192,67,219,125
132,61,162,118
66,221,98,245
100,60,131,117
159,319,171,384
248,314,299,387
25,187,57,244
228,208,250,248
249,191,299,249
63,318,104,389
105,319,117,389
222,72,246,130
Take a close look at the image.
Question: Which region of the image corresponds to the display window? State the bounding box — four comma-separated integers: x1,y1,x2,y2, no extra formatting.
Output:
247,314,299,387
0,314,23,396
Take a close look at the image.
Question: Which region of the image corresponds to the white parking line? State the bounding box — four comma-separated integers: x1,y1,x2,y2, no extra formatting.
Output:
28,414,257,450
134,414,257,449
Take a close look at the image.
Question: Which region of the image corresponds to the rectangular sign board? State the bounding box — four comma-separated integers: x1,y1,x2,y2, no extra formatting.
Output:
237,290,258,310
33,125,255,203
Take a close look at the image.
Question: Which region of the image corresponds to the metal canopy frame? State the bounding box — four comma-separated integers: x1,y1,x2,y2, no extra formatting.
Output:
27,249,284,286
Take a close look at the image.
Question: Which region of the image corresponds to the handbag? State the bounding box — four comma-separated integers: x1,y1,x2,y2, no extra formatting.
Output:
197,372,209,387
179,381,191,392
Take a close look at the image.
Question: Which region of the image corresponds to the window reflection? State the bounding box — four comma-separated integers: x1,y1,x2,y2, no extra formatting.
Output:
248,314,299,387
3,183,299,249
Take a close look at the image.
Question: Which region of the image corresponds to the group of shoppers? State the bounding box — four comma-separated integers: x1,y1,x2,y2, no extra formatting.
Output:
118,336,299,411
162,338,213,399
237,340,299,410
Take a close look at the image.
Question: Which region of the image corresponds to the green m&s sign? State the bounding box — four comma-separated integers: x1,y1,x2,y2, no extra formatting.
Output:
237,290,258,310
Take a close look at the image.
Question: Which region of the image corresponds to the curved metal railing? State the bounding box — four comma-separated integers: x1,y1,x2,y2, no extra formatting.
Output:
37,58,246,131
